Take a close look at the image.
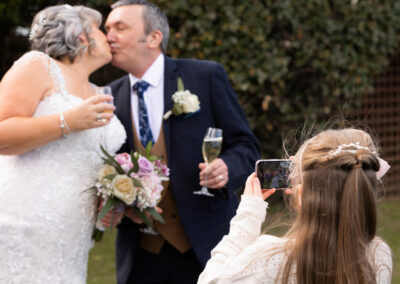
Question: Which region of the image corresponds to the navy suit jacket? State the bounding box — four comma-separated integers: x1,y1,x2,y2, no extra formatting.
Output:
109,56,260,284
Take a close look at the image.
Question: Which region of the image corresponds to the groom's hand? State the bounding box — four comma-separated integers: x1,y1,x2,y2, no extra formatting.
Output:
125,206,163,224
199,158,229,189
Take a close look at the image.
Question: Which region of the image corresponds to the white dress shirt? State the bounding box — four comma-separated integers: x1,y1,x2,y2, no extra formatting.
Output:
129,53,164,142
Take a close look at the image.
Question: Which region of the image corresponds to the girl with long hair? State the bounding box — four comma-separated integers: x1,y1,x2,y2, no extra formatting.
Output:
198,128,392,283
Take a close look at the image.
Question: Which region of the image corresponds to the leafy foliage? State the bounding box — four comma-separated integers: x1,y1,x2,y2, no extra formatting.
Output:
159,0,400,156
1,0,400,156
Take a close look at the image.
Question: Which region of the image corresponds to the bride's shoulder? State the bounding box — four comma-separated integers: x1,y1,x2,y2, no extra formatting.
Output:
13,50,53,68
6,51,53,79
1,51,53,96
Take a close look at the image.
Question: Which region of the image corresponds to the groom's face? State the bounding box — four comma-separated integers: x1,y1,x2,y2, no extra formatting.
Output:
105,5,149,75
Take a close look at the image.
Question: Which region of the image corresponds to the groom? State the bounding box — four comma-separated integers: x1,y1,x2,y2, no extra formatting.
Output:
105,0,260,283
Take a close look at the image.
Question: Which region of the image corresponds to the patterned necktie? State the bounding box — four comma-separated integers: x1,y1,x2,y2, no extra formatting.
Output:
133,81,154,147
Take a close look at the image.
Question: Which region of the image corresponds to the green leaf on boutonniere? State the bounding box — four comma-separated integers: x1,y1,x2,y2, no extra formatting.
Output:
172,103,183,116
177,77,185,91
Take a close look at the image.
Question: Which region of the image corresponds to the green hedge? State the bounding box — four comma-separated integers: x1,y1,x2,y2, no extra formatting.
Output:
158,0,400,156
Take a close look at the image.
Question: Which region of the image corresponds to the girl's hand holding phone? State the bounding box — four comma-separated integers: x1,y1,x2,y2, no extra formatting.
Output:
243,173,276,200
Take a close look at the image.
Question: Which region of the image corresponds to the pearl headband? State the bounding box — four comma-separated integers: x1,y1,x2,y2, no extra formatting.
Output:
326,141,390,179
29,13,46,41
299,139,390,179
327,142,377,157
29,5,74,41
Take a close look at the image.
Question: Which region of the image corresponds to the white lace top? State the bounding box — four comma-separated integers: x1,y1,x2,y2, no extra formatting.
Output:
0,51,126,284
198,195,393,284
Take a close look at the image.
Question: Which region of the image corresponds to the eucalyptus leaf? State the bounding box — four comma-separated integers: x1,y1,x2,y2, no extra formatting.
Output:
147,155,159,162
132,178,143,189
132,207,153,227
146,207,165,224
100,145,125,174
145,141,153,157
98,197,117,221
130,153,139,173
103,174,117,181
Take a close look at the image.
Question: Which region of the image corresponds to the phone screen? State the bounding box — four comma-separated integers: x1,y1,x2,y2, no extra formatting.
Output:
256,159,291,189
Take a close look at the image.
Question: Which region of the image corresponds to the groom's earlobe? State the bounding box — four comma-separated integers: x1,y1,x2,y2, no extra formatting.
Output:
148,30,163,50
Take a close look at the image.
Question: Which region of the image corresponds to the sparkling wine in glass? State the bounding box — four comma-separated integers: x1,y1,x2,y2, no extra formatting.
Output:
98,86,114,113
193,127,223,196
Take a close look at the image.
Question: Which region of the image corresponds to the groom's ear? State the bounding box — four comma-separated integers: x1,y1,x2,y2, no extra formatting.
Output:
147,30,163,50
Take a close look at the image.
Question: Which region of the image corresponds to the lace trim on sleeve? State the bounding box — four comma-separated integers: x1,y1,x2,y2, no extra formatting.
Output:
369,237,393,283
13,50,50,69
13,51,68,98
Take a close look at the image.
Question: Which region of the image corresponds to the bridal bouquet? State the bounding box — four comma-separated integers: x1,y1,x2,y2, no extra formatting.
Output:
92,143,169,241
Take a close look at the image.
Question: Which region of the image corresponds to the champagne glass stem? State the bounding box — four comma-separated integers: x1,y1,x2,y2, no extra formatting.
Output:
194,163,214,197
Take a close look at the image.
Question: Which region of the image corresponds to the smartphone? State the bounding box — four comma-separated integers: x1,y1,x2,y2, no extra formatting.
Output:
255,159,292,190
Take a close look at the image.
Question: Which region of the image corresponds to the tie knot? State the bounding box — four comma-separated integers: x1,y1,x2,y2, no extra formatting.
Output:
133,81,150,96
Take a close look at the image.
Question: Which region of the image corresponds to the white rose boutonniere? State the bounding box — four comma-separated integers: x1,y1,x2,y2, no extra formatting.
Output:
163,77,200,120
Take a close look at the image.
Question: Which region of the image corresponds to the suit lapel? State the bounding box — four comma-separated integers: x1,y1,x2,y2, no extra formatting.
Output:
163,56,178,160
115,76,135,152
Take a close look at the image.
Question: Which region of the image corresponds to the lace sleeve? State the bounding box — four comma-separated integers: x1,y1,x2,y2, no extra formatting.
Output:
12,51,68,97
13,51,51,70
370,238,393,283
198,195,271,283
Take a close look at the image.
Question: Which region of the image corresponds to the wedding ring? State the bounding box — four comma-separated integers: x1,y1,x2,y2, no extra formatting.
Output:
96,113,102,121
218,175,223,181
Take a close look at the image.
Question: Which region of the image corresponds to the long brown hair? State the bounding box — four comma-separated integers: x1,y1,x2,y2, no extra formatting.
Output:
282,129,380,283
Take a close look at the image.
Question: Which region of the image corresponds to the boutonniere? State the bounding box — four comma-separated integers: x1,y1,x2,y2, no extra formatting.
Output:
163,77,200,120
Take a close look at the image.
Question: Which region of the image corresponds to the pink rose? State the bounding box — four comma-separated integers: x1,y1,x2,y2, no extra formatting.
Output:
115,153,133,173
138,157,154,174
155,160,170,177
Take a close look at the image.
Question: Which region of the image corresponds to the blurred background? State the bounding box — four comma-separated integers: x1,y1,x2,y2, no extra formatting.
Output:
1,0,398,282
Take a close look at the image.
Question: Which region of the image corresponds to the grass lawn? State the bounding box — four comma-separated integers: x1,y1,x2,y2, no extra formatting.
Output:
88,230,117,284
87,197,400,284
377,197,400,283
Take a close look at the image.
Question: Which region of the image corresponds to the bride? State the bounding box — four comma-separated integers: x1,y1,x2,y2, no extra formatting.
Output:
0,4,126,283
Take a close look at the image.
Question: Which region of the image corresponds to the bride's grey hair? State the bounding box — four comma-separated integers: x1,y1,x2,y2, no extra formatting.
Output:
29,5,102,62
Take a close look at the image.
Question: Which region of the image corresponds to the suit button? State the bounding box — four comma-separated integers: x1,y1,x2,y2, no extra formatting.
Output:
171,214,177,219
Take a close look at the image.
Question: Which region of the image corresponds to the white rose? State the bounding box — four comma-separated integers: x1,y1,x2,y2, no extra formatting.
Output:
182,94,200,113
98,165,117,181
112,175,137,205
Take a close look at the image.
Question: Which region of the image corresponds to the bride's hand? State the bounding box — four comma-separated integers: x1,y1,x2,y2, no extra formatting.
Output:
63,94,115,132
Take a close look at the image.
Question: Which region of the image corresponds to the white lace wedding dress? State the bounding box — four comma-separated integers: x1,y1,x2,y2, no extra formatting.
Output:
0,51,126,284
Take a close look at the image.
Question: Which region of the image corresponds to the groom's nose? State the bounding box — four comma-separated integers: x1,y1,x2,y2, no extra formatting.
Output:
106,30,115,43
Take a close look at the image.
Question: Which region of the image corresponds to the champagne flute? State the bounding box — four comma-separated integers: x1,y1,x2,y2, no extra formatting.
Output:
193,127,223,196
96,86,114,151
98,86,114,113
